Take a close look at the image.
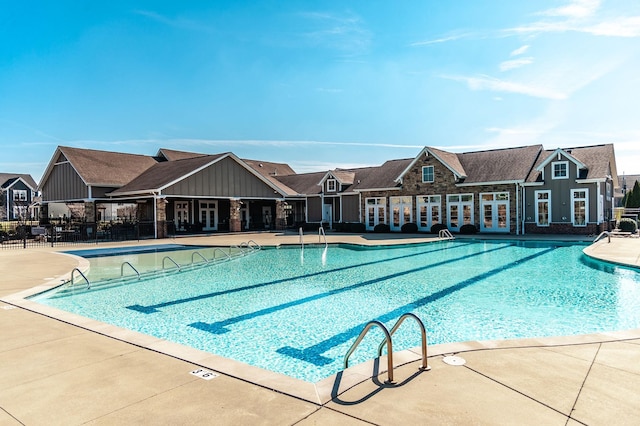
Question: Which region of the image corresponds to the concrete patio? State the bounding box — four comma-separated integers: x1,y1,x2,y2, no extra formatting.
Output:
1,233,639,425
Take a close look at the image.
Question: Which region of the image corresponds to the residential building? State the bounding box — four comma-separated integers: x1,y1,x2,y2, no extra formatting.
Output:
0,173,38,221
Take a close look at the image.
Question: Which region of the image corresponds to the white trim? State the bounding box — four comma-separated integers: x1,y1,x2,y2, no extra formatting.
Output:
551,161,569,180
421,165,434,183
395,146,466,184
534,190,551,227
571,188,589,227
456,179,523,187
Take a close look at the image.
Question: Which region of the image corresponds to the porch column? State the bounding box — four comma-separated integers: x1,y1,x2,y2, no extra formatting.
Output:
230,199,241,232
276,200,287,231
84,201,95,223
156,198,167,239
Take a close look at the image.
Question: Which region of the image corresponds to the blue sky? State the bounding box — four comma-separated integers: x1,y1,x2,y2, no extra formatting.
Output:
1,0,639,182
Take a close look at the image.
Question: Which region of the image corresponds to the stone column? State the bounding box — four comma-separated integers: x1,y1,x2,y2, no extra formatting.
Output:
230,199,241,232
275,200,287,230
84,201,95,223
156,198,167,239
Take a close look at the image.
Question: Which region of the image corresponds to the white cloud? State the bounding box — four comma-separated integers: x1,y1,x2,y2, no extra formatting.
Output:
443,74,567,100
537,0,600,19
499,57,534,71
298,11,372,54
410,32,472,46
585,16,640,37
510,45,530,56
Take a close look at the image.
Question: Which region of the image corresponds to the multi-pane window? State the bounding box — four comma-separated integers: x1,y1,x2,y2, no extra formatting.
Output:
535,190,550,226
422,166,434,183
326,179,337,192
13,190,27,201
552,161,568,179
572,189,588,226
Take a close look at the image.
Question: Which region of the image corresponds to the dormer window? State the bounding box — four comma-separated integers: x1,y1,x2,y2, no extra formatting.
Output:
13,189,27,201
327,179,337,192
552,161,568,179
422,166,434,183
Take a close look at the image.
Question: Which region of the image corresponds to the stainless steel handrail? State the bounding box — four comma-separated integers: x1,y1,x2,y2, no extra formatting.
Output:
191,251,209,264
378,313,430,371
246,240,261,250
120,261,140,280
162,256,181,270
318,227,327,248
71,268,91,290
299,227,304,255
439,229,455,240
593,230,611,243
344,320,395,383
212,247,231,261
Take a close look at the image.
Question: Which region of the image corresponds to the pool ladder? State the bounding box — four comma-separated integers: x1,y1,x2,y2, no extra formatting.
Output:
439,229,455,240
593,231,611,243
343,313,430,383
70,268,91,290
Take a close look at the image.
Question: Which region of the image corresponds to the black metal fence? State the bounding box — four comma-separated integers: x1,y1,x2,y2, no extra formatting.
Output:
0,221,166,249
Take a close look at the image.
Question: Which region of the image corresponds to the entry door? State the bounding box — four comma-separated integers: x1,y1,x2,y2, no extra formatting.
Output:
390,196,412,231
200,201,218,231
240,206,250,230
480,193,509,233
175,202,189,230
323,204,332,227
447,194,473,232
365,198,386,231
417,195,441,232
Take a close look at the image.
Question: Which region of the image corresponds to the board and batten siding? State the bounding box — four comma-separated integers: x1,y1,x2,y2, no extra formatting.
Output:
341,194,360,222
41,159,88,202
163,156,280,198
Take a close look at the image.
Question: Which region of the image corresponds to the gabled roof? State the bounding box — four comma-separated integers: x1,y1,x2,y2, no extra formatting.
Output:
0,173,37,190
242,159,297,196
109,154,229,195
39,146,159,189
458,144,543,184
527,144,617,185
396,146,467,183
350,159,412,191
318,169,356,186
276,171,327,196
156,148,208,161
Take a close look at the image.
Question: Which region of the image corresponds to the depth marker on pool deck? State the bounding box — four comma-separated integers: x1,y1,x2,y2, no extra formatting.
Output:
190,368,219,380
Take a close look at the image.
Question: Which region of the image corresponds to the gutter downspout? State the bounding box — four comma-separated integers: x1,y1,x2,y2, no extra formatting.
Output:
153,193,158,239
515,183,519,235
521,184,526,235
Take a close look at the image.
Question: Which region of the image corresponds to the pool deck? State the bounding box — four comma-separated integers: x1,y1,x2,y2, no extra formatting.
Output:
1,232,640,425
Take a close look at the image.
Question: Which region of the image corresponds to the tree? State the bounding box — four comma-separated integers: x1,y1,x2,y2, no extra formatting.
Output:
626,181,640,208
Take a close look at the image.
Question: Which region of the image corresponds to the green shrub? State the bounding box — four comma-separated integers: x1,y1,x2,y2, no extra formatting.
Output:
460,224,478,234
618,218,638,232
401,222,418,233
430,223,448,234
348,222,366,233
373,223,390,233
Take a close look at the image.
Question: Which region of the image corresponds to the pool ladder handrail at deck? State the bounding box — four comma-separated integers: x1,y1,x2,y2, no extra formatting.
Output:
120,261,140,280
71,268,91,290
246,240,261,250
378,313,430,371
344,320,395,383
318,226,327,249
593,230,611,243
299,227,304,255
191,251,209,265
212,247,232,261
162,256,181,271
439,229,455,240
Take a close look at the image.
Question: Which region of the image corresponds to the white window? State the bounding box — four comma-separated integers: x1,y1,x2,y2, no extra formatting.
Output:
365,197,386,230
447,193,473,231
571,189,588,226
552,161,568,179
13,189,27,201
480,192,509,232
422,166,434,183
13,205,28,219
390,196,413,231
535,190,551,226
326,179,337,192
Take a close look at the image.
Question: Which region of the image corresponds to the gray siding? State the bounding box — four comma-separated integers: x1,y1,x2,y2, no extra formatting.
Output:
163,157,280,198
42,159,88,202
307,197,322,221
341,194,360,222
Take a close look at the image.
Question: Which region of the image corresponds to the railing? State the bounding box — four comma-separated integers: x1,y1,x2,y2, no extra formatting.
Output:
299,227,304,255
162,256,181,271
593,231,611,244
344,313,430,383
378,313,430,371
191,251,209,265
212,247,231,261
120,261,140,279
318,226,327,248
344,320,395,383
246,240,261,250
70,268,91,289
438,229,455,240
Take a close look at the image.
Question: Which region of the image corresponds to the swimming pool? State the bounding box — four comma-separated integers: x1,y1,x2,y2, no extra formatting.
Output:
32,240,640,383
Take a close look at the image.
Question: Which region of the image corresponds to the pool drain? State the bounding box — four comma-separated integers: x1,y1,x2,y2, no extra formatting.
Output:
442,355,466,366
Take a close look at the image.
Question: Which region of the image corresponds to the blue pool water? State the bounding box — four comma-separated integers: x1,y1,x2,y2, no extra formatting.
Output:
33,240,640,383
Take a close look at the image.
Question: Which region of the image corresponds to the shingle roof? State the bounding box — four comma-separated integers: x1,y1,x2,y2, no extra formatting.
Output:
526,144,617,184
331,170,356,185
57,146,159,187
458,144,543,184
157,148,208,161
0,173,37,190
429,147,467,178
110,154,227,195
275,171,326,195
350,159,412,191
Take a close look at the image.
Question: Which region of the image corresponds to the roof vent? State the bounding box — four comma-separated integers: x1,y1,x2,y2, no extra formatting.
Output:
259,163,263,167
